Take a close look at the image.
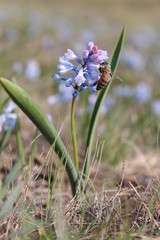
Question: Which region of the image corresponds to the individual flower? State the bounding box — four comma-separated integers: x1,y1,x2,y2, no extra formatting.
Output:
113,85,135,98
134,82,152,103
24,60,41,81
47,83,74,105
12,61,23,74
53,42,109,96
0,102,17,132
120,49,144,71
88,94,115,115
151,100,160,118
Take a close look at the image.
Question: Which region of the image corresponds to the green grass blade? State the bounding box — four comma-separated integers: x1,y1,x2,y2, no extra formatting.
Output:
0,127,12,153
29,128,39,167
0,184,21,218
83,26,126,179
0,160,21,200
16,116,26,165
0,97,10,114
0,77,79,196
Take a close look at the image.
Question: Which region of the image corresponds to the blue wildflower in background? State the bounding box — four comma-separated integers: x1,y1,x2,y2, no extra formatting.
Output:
88,94,116,115
134,82,152,103
25,60,41,81
151,100,160,118
53,42,109,96
47,83,73,105
0,102,17,132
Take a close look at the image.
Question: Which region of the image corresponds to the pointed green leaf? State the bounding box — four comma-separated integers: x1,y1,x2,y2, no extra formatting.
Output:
0,77,79,196
84,26,126,179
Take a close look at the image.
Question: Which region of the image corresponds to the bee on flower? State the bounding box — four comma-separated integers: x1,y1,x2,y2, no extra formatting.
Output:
52,42,109,96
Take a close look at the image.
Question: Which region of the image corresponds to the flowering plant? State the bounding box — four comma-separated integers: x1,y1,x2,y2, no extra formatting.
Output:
0,26,125,196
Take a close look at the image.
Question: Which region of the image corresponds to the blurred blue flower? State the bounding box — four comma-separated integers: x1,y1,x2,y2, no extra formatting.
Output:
120,49,144,71
24,60,41,81
88,94,115,115
134,82,152,103
27,12,45,37
131,27,157,50
40,35,54,49
5,28,19,42
47,94,60,105
80,29,96,43
102,95,116,114
113,82,152,104
0,115,6,132
151,100,160,118
53,42,109,96
0,102,17,132
113,85,135,98
47,83,74,105
12,61,24,74
47,114,52,122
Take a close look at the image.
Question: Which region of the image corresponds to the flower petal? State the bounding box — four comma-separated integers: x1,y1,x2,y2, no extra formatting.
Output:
75,68,86,86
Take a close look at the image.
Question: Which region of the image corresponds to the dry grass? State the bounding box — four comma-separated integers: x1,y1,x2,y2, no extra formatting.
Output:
1,142,160,239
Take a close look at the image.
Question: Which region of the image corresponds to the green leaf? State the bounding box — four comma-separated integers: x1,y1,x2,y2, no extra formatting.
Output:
83,26,126,179
0,77,79,196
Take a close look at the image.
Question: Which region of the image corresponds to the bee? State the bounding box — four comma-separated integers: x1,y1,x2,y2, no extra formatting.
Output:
94,61,112,90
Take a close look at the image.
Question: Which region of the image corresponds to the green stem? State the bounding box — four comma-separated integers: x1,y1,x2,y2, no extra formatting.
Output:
71,96,79,170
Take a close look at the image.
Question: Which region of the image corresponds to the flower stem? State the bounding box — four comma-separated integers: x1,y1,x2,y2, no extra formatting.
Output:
71,96,79,170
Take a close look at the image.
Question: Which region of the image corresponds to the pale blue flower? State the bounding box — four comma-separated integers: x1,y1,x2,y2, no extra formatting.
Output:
47,114,52,122
120,49,144,71
80,30,96,43
64,49,82,63
53,42,109,96
12,62,23,74
75,68,86,86
151,100,160,118
0,102,17,132
47,94,60,105
0,115,6,132
47,83,74,105
4,113,17,131
88,94,115,115
134,82,152,103
5,28,19,42
113,85,135,98
3,101,16,114
102,95,116,114
131,27,157,50
57,58,77,74
25,60,41,81
40,35,54,49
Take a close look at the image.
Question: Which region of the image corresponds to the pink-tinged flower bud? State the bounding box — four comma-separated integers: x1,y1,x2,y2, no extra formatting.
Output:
89,53,99,62
82,50,89,60
92,45,98,54
97,50,108,62
87,42,94,52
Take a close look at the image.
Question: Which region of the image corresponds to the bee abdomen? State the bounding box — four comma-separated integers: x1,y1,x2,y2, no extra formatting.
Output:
96,80,107,90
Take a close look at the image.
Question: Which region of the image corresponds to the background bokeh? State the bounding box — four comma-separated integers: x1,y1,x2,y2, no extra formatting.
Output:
1,0,160,172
